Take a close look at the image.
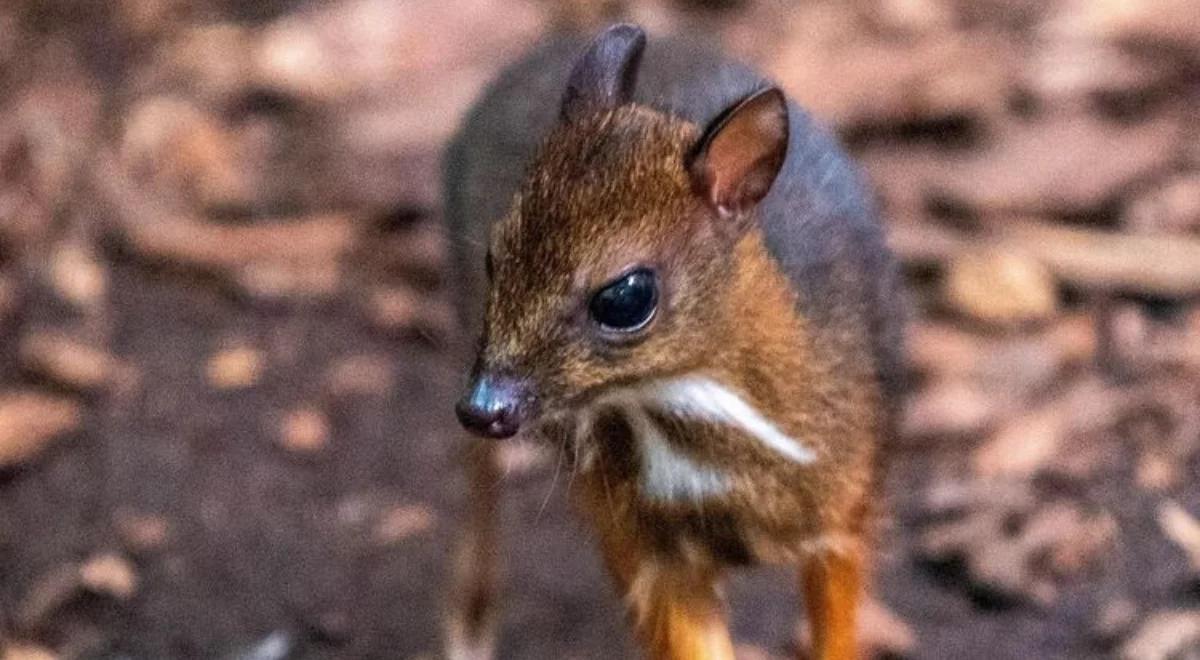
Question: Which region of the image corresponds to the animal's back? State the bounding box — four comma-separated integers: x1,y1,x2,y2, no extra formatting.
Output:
444,31,904,414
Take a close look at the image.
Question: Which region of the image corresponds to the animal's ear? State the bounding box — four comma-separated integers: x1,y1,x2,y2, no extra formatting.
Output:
561,23,646,122
687,87,789,221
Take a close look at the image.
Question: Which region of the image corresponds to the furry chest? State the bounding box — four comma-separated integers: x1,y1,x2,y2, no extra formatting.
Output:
563,375,832,563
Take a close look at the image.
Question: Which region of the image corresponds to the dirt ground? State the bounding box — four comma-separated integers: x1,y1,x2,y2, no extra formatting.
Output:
2,1,1200,658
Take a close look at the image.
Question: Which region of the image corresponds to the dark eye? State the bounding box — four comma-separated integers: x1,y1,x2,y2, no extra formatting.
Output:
484,251,495,280
589,269,658,333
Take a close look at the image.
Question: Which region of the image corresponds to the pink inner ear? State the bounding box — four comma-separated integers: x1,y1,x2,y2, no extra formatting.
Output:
693,89,788,216
707,119,764,209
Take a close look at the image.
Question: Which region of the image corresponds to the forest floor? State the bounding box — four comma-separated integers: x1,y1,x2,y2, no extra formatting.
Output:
1,1,1200,658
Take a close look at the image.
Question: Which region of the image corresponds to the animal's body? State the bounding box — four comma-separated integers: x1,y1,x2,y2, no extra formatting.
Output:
442,24,904,660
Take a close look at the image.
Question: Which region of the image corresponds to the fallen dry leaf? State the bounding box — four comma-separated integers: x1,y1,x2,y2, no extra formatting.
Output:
363,284,454,340
973,402,1066,478
113,509,170,553
15,565,82,630
374,503,436,544
927,111,1183,216
920,487,1116,605
325,354,395,398
1125,171,1200,235
233,261,342,302
1120,609,1200,660
121,96,254,210
278,406,329,454
19,332,119,392
942,248,1059,327
206,346,264,390
0,390,83,468
770,10,1014,128
1,643,59,660
1157,501,1200,572
858,595,918,656
907,315,1096,387
1049,0,1200,56
79,552,138,600
1136,451,1180,491
901,378,1004,439
1095,597,1139,643
144,23,254,101
46,243,107,309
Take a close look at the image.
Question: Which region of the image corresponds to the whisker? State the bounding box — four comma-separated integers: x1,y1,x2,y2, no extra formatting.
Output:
565,409,588,494
598,451,619,529
536,441,565,521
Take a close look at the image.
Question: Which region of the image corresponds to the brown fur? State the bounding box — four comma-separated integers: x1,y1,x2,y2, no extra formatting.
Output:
445,25,901,660
477,105,880,658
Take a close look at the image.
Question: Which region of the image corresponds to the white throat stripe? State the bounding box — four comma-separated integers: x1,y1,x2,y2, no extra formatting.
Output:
572,374,815,505
636,376,816,464
622,402,730,502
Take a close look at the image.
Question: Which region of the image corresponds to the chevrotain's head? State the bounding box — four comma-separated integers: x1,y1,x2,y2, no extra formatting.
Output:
456,24,789,439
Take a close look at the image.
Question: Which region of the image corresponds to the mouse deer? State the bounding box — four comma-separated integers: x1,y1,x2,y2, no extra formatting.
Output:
442,23,905,660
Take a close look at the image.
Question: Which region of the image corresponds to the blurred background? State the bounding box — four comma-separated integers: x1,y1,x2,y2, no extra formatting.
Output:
0,0,1199,658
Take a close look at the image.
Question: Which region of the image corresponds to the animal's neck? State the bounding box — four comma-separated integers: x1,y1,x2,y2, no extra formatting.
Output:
707,229,820,426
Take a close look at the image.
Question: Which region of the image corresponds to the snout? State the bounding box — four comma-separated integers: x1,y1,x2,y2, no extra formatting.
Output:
455,372,534,439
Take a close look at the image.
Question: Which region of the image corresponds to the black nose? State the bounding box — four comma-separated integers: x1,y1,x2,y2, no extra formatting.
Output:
455,373,527,439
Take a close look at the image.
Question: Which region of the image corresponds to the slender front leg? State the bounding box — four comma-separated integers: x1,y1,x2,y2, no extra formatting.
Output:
444,436,502,660
801,549,863,660
632,565,737,660
586,506,735,660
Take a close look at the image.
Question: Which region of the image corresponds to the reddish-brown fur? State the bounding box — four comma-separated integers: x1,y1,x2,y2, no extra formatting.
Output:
443,24,901,660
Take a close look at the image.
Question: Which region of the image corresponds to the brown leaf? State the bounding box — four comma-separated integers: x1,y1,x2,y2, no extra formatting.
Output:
146,24,254,101
79,552,138,600
1021,37,1179,107
363,285,454,340
770,13,1014,128
1095,598,1140,643
974,403,1067,478
15,565,82,630
974,377,1128,479
278,407,329,454
46,243,107,310
206,346,264,391
1136,451,1180,491
907,315,1096,386
113,510,170,553
927,112,1183,216
1,643,59,660
901,379,1004,439
1049,0,1200,56
942,248,1059,328
1120,610,1200,660
325,354,395,399
0,390,83,468
120,97,253,210
859,595,918,655
251,0,545,104
19,332,119,392
1125,172,1200,236
233,261,342,302
374,504,436,544
1157,501,1200,572
920,486,1115,605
